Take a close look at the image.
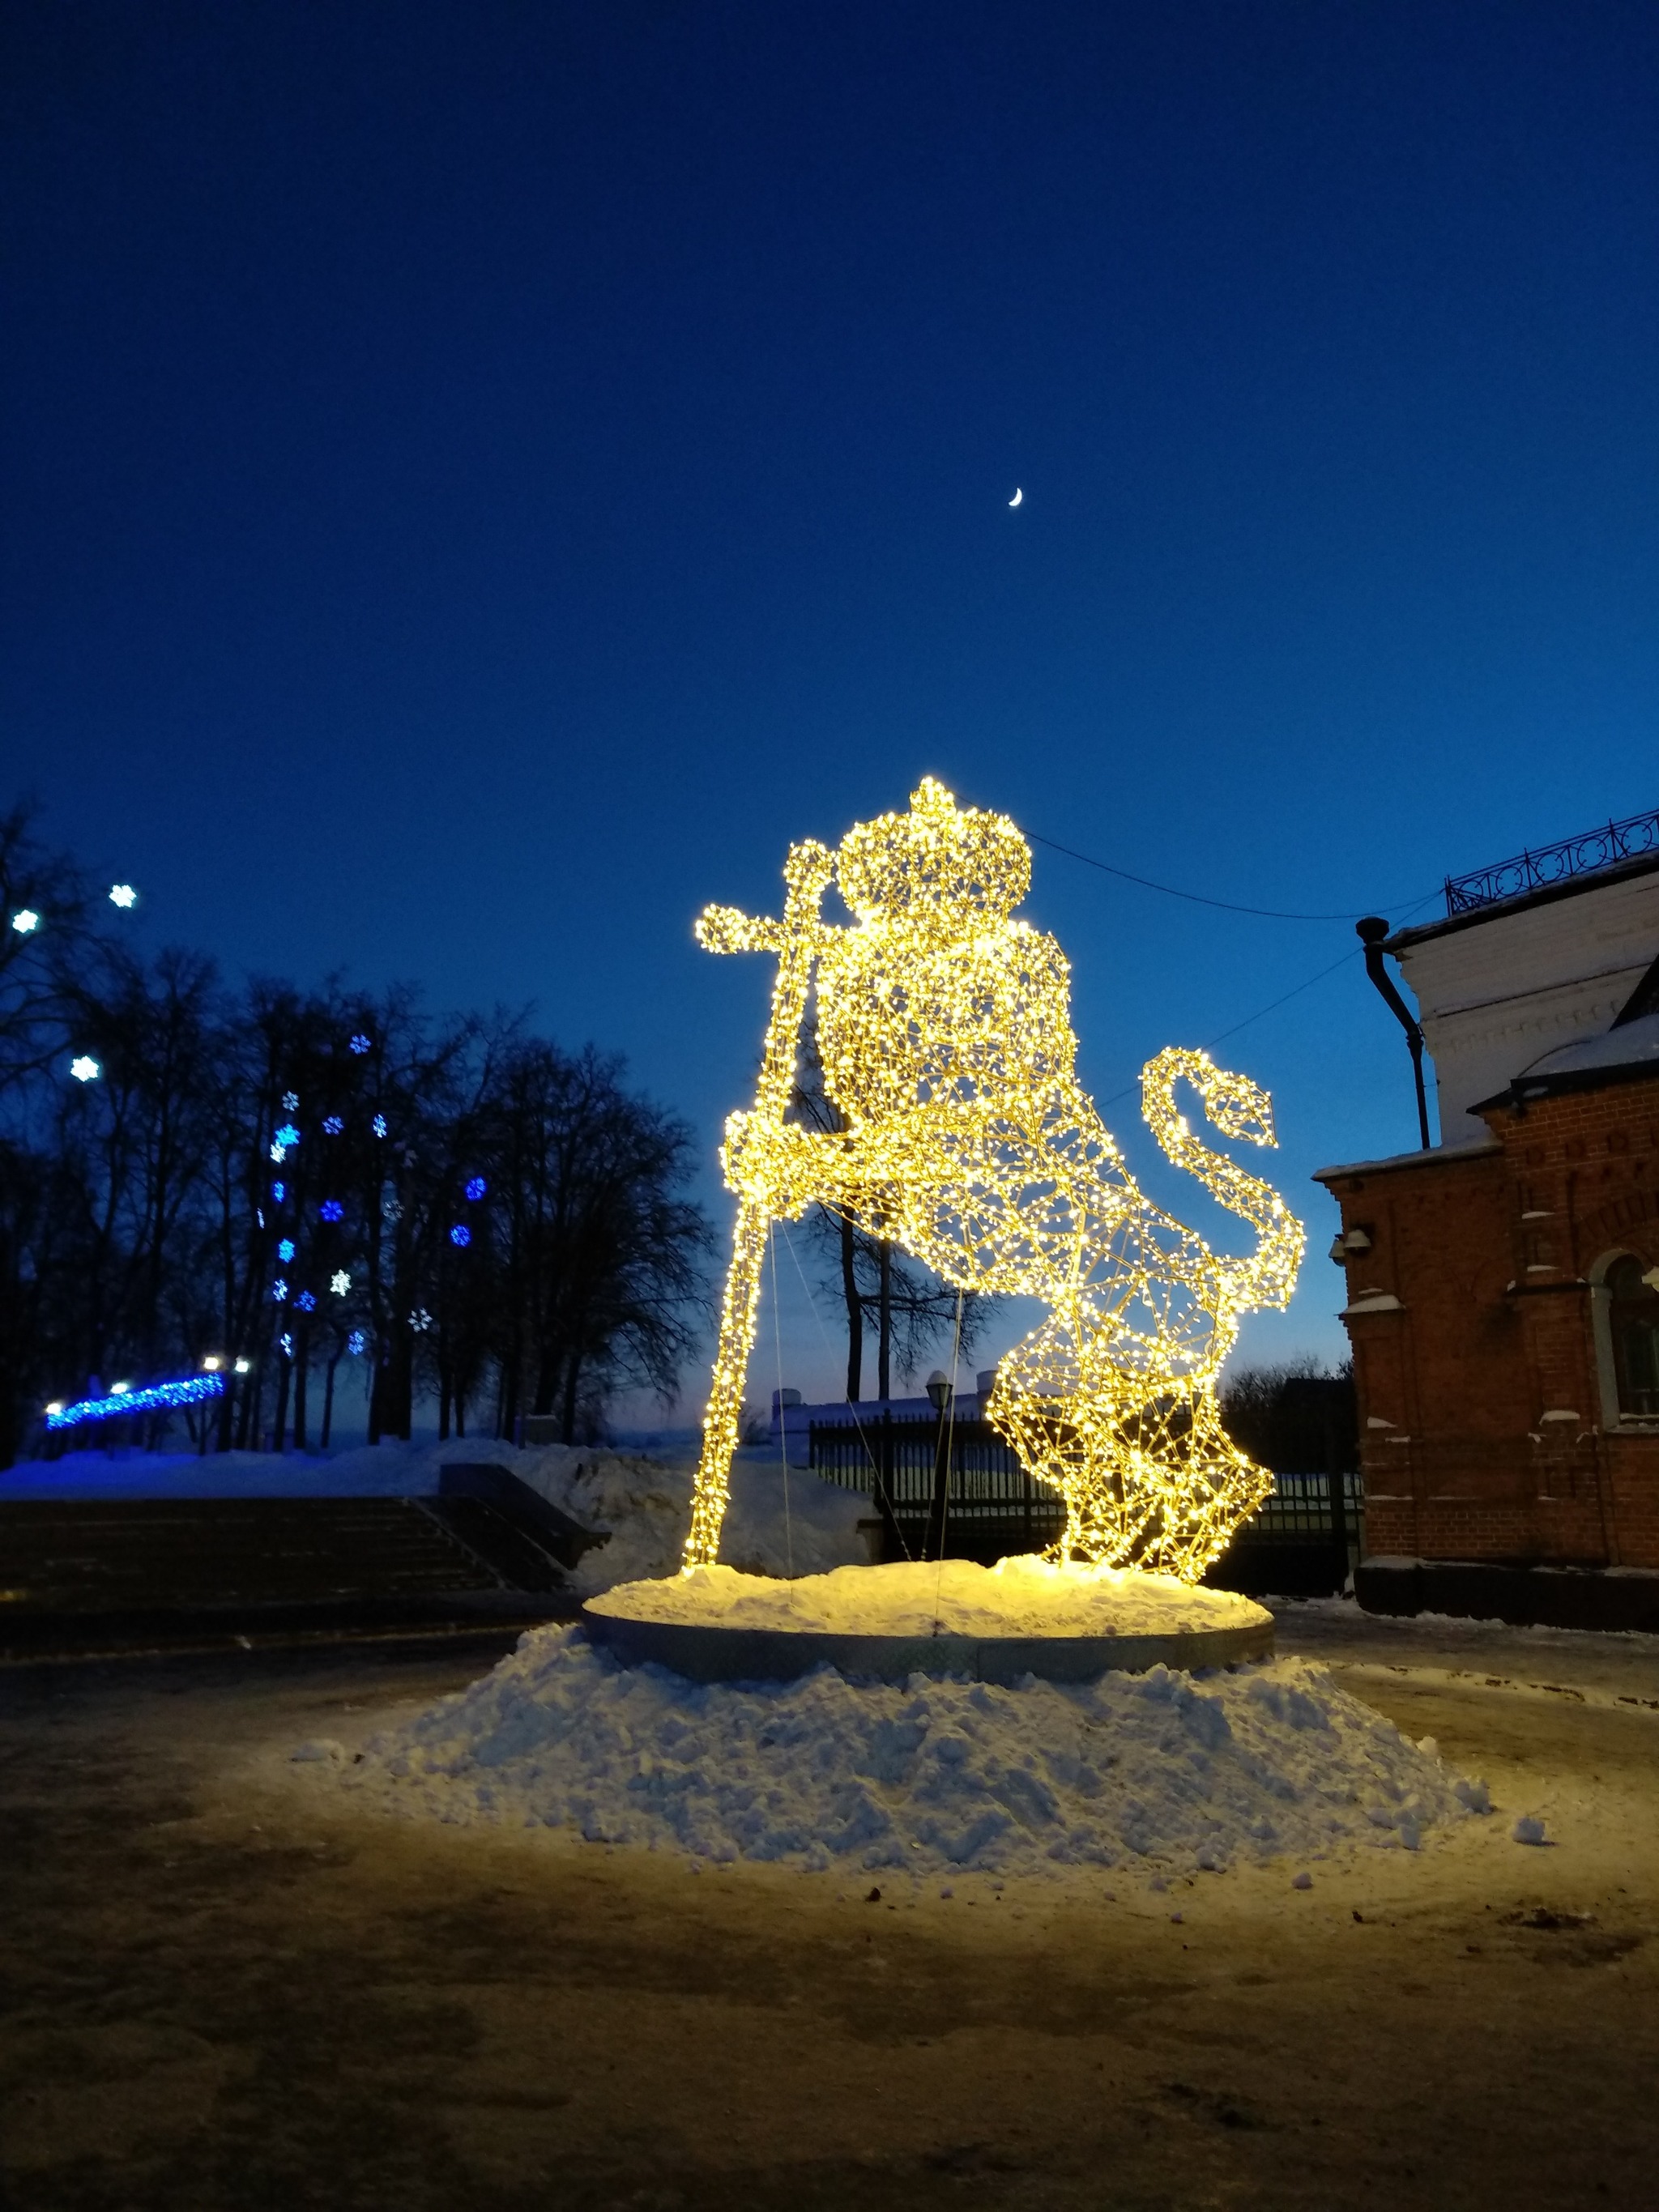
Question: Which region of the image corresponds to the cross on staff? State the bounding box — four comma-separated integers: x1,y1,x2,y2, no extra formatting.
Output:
683,837,835,1570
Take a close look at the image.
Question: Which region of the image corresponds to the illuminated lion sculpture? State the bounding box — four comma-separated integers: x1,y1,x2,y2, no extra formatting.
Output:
684,778,1305,1581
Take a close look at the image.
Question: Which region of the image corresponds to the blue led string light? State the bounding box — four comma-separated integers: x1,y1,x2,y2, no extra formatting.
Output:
47,1374,225,1431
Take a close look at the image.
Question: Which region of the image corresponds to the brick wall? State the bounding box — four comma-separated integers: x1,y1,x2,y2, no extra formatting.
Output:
1315,1075,1659,1567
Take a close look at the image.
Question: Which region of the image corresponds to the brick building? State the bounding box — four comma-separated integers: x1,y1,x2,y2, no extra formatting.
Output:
1315,812,1659,1626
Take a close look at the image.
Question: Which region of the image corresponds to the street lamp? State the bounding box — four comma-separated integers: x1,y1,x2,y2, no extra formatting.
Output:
923,1370,953,1562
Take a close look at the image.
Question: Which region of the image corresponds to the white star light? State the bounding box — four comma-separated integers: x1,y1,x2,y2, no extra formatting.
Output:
11,909,39,935
331,1270,351,1296
109,883,137,909
70,1055,100,1082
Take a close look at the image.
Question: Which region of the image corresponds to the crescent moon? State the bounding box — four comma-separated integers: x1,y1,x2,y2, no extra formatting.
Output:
1009,487,1023,507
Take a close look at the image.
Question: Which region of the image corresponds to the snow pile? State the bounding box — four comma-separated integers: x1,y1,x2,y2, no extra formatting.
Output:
587,1558,1269,1639
344,1628,1487,1880
511,1449,868,1594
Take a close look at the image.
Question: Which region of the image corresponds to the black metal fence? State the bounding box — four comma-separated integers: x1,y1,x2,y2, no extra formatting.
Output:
810,1414,1064,1558
808,1415,1363,1590
1444,804,1659,914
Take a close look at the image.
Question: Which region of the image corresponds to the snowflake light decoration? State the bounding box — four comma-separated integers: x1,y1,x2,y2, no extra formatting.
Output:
323,1115,343,1136
373,1114,387,1138
272,1180,285,1202
319,1199,343,1221
331,1270,352,1296
349,1033,371,1055
277,1238,296,1262
409,1307,433,1332
270,1142,287,1164
683,779,1305,1580
11,909,39,935
465,1176,487,1201
279,1331,293,1357
272,1279,288,1302
382,1194,402,1224
348,1328,367,1355
282,1092,299,1113
70,1055,100,1082
274,1122,300,1149
296,1290,317,1312
450,1224,471,1247
109,883,137,909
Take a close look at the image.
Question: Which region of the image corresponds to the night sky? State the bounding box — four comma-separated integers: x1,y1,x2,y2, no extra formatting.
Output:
5,2,1657,1411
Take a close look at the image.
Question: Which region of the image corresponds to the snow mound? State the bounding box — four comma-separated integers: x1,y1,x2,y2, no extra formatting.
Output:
511,1449,868,1593
587,1558,1269,1639
344,1628,1485,1881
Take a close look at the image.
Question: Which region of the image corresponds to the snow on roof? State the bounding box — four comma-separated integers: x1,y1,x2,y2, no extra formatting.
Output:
1516,1006,1659,1085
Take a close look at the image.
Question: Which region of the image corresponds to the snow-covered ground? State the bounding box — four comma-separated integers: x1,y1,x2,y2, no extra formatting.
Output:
587,1557,1268,1639
331,1630,1489,1884
0,1438,868,1596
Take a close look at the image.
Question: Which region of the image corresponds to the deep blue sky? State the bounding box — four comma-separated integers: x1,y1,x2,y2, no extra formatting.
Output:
5,2,1657,1408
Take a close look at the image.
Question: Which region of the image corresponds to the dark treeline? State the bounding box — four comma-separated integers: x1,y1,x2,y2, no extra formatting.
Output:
1221,1359,1358,1477
0,803,713,1468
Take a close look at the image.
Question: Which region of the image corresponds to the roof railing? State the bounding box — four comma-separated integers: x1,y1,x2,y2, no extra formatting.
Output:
1444,805,1659,916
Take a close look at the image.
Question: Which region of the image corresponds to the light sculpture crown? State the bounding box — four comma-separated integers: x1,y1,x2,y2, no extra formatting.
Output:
684,781,1306,1582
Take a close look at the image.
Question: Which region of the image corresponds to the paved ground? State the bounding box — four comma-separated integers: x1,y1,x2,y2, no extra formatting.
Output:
2,1604,1658,2210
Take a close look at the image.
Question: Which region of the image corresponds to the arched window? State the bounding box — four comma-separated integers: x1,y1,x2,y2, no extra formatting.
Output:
1606,1256,1659,1419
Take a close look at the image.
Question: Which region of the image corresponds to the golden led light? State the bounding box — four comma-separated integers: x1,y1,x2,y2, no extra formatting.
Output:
686,780,1305,1582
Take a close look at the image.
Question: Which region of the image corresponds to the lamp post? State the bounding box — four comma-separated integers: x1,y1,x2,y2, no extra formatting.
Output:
923,1368,953,1561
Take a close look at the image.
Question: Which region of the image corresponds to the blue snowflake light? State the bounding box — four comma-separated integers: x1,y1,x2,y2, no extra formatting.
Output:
450,1224,471,1247
349,1034,371,1054
272,1278,288,1301
277,1238,296,1262
465,1176,487,1201
282,1091,299,1112
274,1122,301,1149
348,1329,367,1356
319,1200,343,1222
279,1331,294,1357
272,1180,285,1202
296,1289,317,1312
373,1114,387,1138
323,1115,343,1136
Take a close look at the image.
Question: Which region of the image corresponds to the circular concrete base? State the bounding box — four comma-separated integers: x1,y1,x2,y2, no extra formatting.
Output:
581,1609,1273,1685
581,1561,1273,1685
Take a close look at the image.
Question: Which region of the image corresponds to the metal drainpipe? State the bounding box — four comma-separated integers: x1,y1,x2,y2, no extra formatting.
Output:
1356,917,1432,1150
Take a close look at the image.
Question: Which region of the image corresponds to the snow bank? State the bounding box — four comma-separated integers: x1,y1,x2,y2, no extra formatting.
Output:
343,1629,1486,1882
510,1449,868,1594
587,1558,1269,1639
